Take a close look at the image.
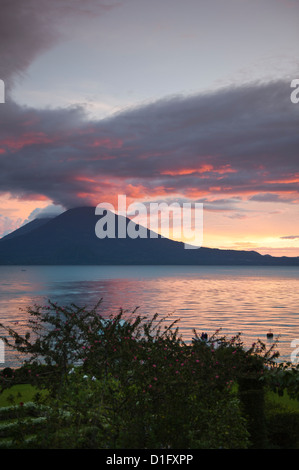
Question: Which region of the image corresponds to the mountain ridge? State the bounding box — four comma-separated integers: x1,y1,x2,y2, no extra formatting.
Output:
0,206,298,266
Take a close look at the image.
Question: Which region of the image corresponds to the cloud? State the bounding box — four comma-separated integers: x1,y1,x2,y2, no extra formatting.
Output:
0,0,121,89
250,193,298,203
0,203,65,238
0,214,23,238
280,235,299,240
26,204,66,221
193,197,244,212
0,3,298,211
226,213,249,220
0,78,298,209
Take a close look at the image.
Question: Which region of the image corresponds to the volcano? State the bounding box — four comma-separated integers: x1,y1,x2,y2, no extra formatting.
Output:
0,207,298,266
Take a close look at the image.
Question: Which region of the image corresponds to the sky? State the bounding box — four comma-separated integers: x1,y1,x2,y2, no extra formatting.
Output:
0,0,299,256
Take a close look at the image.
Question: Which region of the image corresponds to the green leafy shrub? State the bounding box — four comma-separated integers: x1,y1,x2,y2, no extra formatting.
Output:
0,300,298,449
266,409,299,449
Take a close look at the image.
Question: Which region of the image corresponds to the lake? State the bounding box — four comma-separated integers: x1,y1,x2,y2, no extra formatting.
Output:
0,265,298,367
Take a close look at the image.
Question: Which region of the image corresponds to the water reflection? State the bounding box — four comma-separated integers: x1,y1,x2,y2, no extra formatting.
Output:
0,266,298,367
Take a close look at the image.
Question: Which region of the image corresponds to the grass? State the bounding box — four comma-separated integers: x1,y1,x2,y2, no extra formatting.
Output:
0,384,44,407
264,391,299,449
265,389,299,412
0,382,298,448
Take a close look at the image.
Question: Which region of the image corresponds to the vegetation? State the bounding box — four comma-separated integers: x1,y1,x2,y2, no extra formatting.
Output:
0,300,298,449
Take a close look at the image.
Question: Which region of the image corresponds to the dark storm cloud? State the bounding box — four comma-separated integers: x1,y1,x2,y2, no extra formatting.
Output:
0,0,120,88
0,79,298,208
0,1,298,209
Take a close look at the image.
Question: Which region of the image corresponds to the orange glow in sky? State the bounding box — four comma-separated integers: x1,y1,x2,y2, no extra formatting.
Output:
1,183,299,257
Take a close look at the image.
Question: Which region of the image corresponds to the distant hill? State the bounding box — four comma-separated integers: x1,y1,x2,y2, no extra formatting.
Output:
0,206,298,265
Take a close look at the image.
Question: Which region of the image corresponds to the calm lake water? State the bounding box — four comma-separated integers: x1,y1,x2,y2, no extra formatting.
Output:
0,265,298,367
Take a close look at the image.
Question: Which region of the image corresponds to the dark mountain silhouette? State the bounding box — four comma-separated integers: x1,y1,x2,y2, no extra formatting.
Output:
1,217,53,241
0,206,298,265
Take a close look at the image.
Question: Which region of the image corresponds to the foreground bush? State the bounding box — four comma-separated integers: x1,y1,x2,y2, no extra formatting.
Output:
0,300,298,448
